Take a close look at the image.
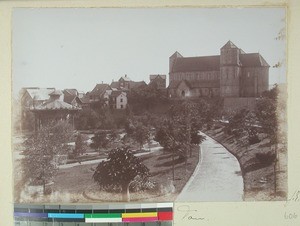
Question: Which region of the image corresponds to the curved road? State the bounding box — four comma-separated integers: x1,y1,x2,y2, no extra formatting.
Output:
176,132,244,201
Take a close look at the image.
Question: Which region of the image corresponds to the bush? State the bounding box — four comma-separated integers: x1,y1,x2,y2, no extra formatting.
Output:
256,152,276,166
93,147,151,201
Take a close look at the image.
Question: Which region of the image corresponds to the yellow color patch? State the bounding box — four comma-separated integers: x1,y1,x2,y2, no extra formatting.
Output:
122,212,157,218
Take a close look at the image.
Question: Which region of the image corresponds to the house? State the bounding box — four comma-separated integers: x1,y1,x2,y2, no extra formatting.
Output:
149,74,166,89
110,91,127,109
20,87,57,108
19,87,56,131
31,90,81,130
110,75,147,91
118,74,131,90
78,94,92,110
88,83,112,105
129,81,147,90
63,89,82,107
168,41,269,99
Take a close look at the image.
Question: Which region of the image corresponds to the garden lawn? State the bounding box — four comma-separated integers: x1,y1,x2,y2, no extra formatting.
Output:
50,146,200,202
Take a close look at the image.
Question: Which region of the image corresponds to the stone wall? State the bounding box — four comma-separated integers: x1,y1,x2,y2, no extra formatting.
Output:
223,97,257,112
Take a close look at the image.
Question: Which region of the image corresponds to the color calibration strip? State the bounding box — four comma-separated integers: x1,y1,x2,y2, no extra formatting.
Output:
14,203,173,223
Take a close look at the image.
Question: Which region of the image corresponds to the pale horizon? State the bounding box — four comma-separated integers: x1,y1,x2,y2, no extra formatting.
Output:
13,7,286,96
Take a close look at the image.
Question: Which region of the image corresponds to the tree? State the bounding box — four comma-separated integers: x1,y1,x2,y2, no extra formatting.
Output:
22,121,73,195
93,147,150,201
256,85,278,145
132,123,150,150
74,108,100,130
256,85,280,195
90,132,110,151
191,127,206,146
155,119,188,180
127,85,169,113
73,132,87,157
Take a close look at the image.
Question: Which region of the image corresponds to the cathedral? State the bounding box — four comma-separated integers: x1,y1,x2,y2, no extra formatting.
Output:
168,41,269,99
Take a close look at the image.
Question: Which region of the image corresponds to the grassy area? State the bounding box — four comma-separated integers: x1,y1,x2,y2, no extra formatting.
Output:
48,146,200,202
204,125,287,201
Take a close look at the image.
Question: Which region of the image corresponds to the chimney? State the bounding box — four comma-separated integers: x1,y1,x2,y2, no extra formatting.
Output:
102,81,103,84
125,74,127,78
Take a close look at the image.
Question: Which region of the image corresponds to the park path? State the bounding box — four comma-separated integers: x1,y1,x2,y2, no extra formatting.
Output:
58,146,162,169
176,132,244,202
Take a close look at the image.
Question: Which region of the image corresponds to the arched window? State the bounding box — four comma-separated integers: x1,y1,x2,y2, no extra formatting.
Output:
181,90,185,97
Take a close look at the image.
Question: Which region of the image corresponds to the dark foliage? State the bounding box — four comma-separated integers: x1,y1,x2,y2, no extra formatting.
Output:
93,147,150,193
256,152,276,165
90,132,110,151
22,121,73,194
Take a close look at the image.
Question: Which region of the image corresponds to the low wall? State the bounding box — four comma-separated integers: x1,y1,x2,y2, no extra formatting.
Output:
223,97,257,112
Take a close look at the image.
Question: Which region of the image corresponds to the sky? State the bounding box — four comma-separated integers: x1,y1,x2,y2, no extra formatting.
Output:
12,7,286,95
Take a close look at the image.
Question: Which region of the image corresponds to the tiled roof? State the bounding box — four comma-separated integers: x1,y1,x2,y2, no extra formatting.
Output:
119,75,131,82
240,53,270,67
64,89,78,96
171,52,269,73
79,96,90,104
129,81,147,89
90,84,111,96
24,88,56,100
110,81,119,89
168,80,182,89
32,99,80,111
63,91,76,104
49,90,63,96
111,90,126,97
170,51,183,58
221,40,239,49
171,55,220,73
150,74,166,80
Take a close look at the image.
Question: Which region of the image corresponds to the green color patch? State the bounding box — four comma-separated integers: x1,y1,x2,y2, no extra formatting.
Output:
84,213,122,218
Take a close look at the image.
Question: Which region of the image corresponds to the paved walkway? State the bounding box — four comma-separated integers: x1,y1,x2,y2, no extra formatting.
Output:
176,132,244,201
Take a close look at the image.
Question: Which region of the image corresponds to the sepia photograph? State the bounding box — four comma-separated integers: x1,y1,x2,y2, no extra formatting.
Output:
12,7,287,203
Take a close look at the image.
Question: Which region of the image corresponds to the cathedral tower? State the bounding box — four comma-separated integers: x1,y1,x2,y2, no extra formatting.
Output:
220,41,241,97
169,51,183,83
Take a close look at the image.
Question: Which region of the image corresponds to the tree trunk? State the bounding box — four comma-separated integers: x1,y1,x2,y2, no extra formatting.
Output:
185,155,188,173
43,179,46,195
274,143,278,197
172,151,175,181
122,183,131,202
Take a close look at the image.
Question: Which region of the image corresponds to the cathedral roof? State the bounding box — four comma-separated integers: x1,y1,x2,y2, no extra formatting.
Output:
171,52,269,73
171,55,220,73
170,51,183,58
240,53,270,67
221,40,239,49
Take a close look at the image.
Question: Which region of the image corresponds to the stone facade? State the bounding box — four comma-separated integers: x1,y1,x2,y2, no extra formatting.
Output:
168,41,269,98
